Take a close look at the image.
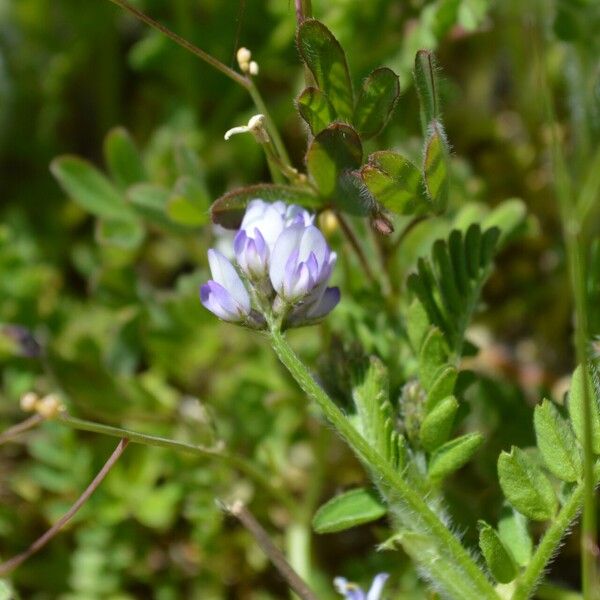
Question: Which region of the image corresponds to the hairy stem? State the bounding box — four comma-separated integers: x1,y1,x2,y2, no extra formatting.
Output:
56,413,297,514
335,212,379,287
512,463,600,600
0,438,129,575
267,325,499,599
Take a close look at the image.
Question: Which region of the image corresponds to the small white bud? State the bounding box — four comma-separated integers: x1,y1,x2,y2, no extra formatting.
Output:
20,392,39,412
248,61,259,76
236,47,252,72
36,394,64,419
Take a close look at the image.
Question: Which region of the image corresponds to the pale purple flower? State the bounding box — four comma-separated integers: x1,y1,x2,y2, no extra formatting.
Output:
200,249,251,322
334,573,389,600
269,224,337,302
201,199,339,328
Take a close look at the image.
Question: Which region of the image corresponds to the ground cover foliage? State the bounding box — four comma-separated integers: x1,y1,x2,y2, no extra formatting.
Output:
1,0,600,598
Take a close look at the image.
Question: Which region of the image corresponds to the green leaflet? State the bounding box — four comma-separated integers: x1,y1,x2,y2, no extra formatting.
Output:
423,121,450,213
312,487,386,533
534,399,582,482
568,364,600,454
96,218,145,251
497,447,558,521
305,123,364,213
354,68,400,139
497,505,532,567
210,184,320,229
103,127,147,190
167,176,210,227
428,432,483,481
420,395,458,451
361,151,429,215
478,521,518,584
51,155,136,222
414,50,440,133
297,19,354,121
418,327,449,391
425,366,458,412
297,87,336,135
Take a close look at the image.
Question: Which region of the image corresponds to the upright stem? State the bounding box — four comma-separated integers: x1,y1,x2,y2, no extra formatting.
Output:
512,463,600,600
530,8,598,594
267,324,499,599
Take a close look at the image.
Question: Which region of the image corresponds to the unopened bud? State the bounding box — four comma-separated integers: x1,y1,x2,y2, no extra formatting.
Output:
20,392,39,412
36,394,63,419
370,213,394,236
318,210,338,235
236,47,252,72
248,61,259,76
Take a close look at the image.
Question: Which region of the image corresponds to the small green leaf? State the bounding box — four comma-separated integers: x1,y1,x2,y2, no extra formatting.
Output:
167,177,210,226
568,364,600,454
418,327,449,391
361,151,429,215
428,433,483,480
297,19,354,120
306,123,364,213
128,183,169,213
478,521,518,584
534,399,582,482
96,218,145,250
414,50,440,132
312,487,386,534
297,87,336,135
211,184,320,229
354,68,400,139
406,298,430,353
420,395,458,451
103,127,147,189
497,506,532,567
426,365,458,412
498,447,558,521
51,156,135,221
423,121,450,213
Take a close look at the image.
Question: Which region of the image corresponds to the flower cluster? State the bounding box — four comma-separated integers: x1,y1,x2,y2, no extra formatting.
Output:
334,573,389,600
200,199,339,329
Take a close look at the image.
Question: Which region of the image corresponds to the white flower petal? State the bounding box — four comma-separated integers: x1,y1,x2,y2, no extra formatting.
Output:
269,225,304,291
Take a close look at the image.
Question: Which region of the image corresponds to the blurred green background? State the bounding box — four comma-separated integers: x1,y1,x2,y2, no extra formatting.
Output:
0,0,599,598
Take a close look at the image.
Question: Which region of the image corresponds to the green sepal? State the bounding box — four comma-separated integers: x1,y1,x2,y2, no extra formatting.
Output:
428,432,483,481
420,395,458,451
354,68,400,139
297,87,336,135
297,19,354,120
497,447,558,521
478,520,518,584
312,487,386,533
534,399,582,482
